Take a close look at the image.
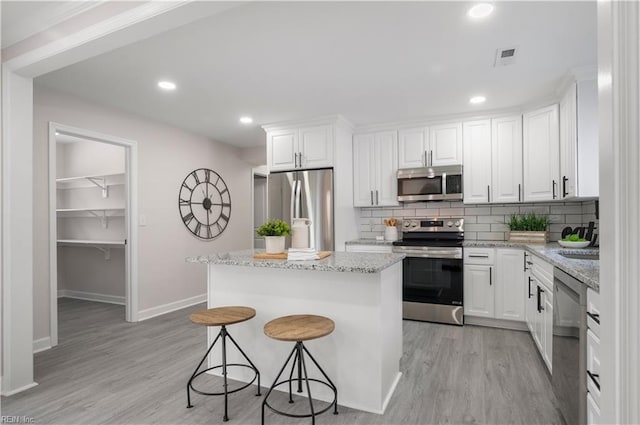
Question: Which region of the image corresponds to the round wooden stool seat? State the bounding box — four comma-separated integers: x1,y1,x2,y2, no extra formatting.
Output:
264,314,334,342
190,306,256,327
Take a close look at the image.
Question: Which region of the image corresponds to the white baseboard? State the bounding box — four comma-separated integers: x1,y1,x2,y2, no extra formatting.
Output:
58,289,125,305
33,337,52,353
464,315,529,331
1,381,39,397
138,294,207,321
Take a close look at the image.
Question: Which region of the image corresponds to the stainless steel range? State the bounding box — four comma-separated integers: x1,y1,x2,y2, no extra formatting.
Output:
392,217,464,326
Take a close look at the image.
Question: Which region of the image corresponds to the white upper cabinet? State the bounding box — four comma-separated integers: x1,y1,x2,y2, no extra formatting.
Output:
398,123,462,169
353,131,399,207
267,128,298,171
492,116,523,203
266,124,333,172
430,122,463,166
298,125,334,170
523,104,560,202
463,120,492,204
398,127,429,168
560,77,599,199
463,116,522,204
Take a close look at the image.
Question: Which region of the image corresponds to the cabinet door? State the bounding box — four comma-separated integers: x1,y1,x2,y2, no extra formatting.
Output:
463,120,492,204
586,392,601,425
353,134,375,207
523,104,560,201
299,125,333,169
492,116,523,203
398,127,428,169
532,282,544,352
463,265,494,318
495,249,525,321
267,129,298,172
525,271,536,333
559,83,577,199
543,290,553,372
374,131,399,206
429,122,463,166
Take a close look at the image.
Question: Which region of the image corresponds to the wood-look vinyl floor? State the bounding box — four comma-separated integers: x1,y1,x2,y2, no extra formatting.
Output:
2,299,564,424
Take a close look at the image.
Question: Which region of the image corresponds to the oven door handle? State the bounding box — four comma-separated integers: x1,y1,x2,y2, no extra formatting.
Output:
395,251,462,259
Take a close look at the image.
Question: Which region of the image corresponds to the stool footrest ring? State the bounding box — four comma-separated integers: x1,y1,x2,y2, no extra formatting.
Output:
189,363,259,396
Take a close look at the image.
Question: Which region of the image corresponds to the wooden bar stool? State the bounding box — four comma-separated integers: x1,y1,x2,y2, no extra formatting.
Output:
186,306,260,422
261,314,338,425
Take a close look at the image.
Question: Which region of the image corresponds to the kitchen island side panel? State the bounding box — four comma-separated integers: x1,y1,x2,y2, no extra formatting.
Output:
204,262,402,414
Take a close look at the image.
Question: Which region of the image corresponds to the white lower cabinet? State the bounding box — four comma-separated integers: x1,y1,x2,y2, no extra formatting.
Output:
586,392,601,425
463,264,494,318
586,288,601,424
526,254,554,373
464,248,525,323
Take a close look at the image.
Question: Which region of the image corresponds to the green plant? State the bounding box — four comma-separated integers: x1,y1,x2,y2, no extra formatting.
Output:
508,213,551,231
562,234,587,242
256,219,291,237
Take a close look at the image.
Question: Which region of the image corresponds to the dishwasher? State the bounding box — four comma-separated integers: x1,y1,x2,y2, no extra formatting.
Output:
553,268,587,425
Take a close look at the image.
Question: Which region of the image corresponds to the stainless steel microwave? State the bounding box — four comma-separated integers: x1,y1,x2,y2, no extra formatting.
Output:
397,165,463,202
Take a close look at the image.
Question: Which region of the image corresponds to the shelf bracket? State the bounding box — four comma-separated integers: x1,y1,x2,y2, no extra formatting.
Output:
95,246,111,260
87,210,108,229
87,177,108,198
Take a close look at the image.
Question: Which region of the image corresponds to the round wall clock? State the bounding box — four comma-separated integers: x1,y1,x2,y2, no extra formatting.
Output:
178,168,231,240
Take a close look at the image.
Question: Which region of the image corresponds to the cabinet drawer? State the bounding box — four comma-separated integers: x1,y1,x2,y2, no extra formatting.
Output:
586,328,601,405
345,244,392,254
530,255,554,291
464,248,495,265
587,288,601,337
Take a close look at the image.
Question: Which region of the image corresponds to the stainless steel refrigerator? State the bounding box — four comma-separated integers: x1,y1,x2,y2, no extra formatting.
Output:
267,168,334,251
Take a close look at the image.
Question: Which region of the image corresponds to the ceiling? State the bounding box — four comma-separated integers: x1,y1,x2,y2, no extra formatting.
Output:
34,1,597,148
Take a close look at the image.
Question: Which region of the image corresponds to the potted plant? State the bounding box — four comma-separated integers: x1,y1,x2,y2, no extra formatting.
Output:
507,213,551,243
257,219,291,254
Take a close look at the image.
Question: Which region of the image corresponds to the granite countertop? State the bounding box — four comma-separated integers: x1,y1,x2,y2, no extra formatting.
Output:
464,241,599,291
345,239,395,246
187,249,405,274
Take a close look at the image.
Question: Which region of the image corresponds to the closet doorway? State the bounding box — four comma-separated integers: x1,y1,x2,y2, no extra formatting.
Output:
48,123,139,347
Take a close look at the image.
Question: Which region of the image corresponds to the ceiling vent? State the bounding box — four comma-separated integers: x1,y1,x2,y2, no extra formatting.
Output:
495,46,518,67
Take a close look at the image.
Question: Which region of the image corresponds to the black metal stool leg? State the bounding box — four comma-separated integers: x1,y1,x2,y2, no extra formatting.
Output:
297,344,303,393
225,330,261,396
187,329,222,408
221,326,229,422
261,344,299,425
287,348,299,403
299,342,316,425
302,344,339,415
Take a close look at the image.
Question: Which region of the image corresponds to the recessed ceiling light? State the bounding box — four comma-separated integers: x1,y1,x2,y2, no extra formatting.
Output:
469,96,486,104
55,132,59,136
157,81,176,91
468,3,494,19
239,116,253,124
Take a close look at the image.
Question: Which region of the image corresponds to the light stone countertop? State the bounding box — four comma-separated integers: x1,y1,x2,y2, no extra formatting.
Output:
187,249,405,274
464,241,599,292
345,238,395,246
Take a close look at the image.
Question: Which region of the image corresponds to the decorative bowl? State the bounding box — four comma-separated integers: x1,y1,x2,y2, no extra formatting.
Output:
557,240,591,248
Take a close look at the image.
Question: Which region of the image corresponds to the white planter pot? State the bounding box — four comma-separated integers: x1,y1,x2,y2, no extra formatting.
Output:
265,236,286,254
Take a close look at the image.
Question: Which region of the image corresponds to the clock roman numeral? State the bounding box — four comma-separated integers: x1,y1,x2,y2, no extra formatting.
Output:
204,169,211,183
205,225,212,239
179,198,190,206
182,212,194,225
182,181,192,191
194,222,202,237
220,188,228,195
191,170,200,184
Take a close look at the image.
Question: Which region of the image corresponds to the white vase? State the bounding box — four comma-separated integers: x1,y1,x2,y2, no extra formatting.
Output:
384,227,398,242
265,236,285,254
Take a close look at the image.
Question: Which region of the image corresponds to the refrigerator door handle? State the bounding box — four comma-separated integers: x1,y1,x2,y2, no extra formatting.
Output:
290,179,297,220
294,179,302,218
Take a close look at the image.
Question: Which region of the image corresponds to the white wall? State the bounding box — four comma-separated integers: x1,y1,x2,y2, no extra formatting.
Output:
33,85,254,341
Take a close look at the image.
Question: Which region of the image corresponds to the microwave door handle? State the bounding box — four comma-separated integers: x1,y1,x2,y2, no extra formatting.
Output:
442,173,447,195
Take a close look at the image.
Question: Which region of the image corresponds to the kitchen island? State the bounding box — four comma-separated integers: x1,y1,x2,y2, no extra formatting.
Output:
187,250,404,414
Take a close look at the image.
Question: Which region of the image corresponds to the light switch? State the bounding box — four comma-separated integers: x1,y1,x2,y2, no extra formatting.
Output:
139,214,147,227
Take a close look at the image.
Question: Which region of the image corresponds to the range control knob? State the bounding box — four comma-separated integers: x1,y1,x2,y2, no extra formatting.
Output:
403,221,411,228
454,221,461,227
447,221,453,227
410,221,418,228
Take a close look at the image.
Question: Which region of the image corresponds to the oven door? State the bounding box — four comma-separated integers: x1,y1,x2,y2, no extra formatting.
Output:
402,256,463,306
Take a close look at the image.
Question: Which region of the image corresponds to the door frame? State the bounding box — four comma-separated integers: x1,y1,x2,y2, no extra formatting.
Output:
251,165,268,248
48,122,139,346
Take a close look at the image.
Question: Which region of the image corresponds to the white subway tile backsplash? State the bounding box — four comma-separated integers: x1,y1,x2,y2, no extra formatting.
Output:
491,206,520,215
440,208,465,216
356,200,599,242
